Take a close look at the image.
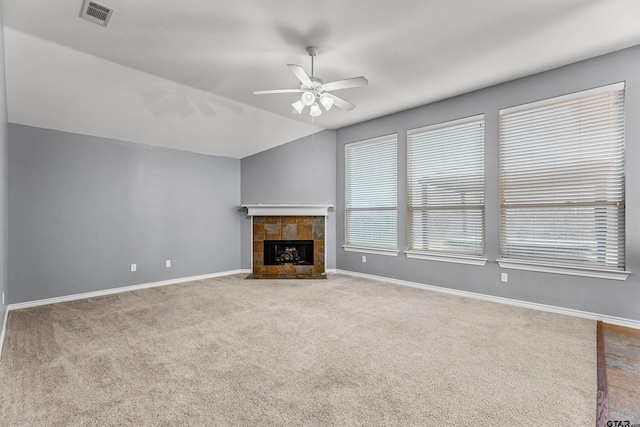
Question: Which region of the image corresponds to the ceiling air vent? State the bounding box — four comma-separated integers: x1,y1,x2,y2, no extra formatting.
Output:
80,0,113,27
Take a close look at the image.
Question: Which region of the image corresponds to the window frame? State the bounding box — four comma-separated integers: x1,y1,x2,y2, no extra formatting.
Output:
343,134,399,256
405,115,487,265
497,82,629,280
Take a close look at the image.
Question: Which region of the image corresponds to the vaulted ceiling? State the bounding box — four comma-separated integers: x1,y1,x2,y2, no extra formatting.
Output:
2,0,640,158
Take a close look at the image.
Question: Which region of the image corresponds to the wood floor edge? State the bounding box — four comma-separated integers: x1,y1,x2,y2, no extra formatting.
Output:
0,307,8,358
597,320,609,427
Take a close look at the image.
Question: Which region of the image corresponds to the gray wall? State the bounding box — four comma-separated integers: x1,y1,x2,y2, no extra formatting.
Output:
0,7,8,325
336,46,640,321
8,124,241,304
240,130,336,270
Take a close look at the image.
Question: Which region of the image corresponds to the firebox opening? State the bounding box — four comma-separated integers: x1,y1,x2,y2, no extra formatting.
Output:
264,240,314,265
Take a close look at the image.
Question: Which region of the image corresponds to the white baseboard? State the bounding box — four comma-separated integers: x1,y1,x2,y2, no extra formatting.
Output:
0,306,8,358
7,269,251,312
336,269,640,330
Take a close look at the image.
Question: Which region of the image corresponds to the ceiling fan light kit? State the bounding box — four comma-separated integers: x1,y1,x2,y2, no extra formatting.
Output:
254,46,368,117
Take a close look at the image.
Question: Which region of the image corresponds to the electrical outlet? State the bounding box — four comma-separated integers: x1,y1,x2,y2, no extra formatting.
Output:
165,260,171,268
501,272,508,283
131,263,137,272
362,255,367,263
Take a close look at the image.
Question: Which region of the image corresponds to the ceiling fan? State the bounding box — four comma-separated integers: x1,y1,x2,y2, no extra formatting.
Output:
253,46,368,117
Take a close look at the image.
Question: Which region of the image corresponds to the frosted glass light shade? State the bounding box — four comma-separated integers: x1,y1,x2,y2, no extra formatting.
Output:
291,100,305,114
310,102,322,117
320,94,334,111
301,91,316,106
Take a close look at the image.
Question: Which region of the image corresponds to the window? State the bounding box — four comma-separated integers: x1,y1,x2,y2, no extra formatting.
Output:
407,115,485,263
345,134,398,254
499,83,626,279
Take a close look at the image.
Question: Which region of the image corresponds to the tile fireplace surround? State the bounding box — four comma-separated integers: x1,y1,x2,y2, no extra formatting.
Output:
243,205,332,280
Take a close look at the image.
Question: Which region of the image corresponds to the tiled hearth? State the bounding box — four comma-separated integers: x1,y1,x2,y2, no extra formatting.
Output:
248,215,325,279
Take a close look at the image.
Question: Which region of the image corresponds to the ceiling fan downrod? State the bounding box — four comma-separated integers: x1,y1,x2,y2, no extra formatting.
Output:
307,46,319,78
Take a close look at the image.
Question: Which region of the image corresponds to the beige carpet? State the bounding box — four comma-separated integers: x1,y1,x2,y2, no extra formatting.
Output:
0,274,595,426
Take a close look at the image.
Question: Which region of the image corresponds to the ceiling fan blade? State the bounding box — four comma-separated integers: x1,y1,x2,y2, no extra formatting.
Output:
253,88,302,95
323,76,368,92
324,93,356,111
287,64,313,87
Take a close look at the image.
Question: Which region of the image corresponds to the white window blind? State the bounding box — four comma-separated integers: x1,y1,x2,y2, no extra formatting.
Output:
499,83,625,271
407,115,485,257
345,134,398,250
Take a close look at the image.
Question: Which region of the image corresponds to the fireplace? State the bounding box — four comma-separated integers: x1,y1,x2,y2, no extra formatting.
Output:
264,240,314,265
252,215,324,278
242,204,332,279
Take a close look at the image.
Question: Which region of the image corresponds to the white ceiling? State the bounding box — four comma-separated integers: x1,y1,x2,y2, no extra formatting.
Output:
2,0,640,158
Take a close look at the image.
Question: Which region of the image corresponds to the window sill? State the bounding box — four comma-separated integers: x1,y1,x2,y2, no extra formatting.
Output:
405,251,487,266
496,259,630,281
343,245,399,256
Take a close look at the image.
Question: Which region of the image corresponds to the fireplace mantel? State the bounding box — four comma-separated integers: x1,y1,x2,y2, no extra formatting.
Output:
242,204,333,217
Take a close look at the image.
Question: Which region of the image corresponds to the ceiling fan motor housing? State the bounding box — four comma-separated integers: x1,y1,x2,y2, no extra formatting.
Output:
301,77,324,92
